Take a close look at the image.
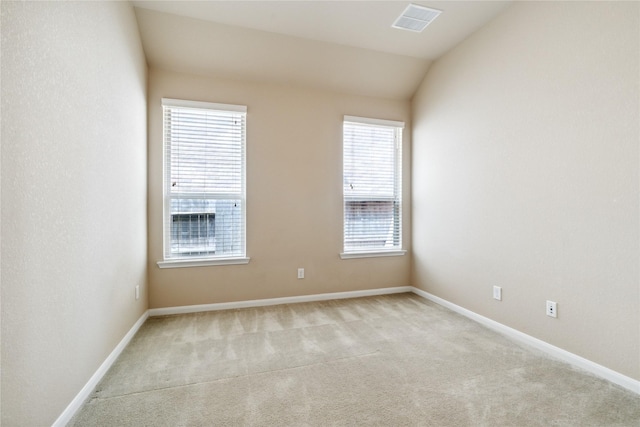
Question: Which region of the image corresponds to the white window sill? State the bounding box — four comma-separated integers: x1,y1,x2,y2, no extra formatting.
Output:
157,257,251,269
340,250,406,260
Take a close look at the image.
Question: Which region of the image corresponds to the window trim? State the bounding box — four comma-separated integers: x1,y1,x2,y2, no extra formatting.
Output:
339,250,406,260
342,115,405,258
160,98,248,267
157,257,250,269
344,115,404,129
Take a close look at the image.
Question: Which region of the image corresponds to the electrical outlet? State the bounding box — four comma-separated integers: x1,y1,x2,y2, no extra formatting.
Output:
135,285,140,300
493,286,502,301
297,268,304,279
546,300,557,318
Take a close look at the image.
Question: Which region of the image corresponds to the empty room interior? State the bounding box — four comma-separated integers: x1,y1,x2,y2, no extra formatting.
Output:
1,0,639,425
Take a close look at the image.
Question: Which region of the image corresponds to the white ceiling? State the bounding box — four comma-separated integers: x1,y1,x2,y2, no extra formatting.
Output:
133,1,512,99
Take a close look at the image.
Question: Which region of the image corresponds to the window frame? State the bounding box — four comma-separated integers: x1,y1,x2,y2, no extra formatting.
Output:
340,115,406,259
157,98,250,269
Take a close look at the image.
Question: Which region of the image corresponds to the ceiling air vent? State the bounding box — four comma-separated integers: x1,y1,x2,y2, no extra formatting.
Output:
392,3,442,33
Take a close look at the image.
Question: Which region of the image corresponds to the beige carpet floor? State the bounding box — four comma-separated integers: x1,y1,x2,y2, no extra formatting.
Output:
69,293,640,426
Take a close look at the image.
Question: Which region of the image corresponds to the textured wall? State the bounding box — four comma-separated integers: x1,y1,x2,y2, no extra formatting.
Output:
148,68,411,308
412,1,639,379
1,2,148,425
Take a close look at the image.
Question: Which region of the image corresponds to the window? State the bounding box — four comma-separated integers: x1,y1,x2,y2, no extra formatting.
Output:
159,98,248,267
342,116,405,258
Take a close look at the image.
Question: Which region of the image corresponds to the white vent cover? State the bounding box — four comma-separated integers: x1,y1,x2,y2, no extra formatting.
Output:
392,4,442,32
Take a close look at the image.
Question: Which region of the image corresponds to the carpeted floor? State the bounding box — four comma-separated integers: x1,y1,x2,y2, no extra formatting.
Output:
69,293,640,426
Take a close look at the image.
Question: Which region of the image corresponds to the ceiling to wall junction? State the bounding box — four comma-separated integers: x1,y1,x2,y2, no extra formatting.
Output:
133,1,511,99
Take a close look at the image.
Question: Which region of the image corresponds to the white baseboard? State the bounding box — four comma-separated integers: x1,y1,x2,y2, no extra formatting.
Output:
52,310,150,427
410,287,640,395
148,286,413,317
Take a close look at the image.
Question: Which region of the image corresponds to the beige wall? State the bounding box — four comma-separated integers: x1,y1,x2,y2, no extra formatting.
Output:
1,2,148,425
148,68,411,308
412,1,639,380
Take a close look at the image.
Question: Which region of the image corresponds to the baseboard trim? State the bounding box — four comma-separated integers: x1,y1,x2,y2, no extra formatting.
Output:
52,310,150,427
410,287,640,395
148,286,413,317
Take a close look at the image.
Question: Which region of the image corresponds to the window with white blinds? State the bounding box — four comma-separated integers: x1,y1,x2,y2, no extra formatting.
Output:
342,116,403,255
162,98,247,263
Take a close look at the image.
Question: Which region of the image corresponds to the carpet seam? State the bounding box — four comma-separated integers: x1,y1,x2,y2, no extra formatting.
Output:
91,350,381,402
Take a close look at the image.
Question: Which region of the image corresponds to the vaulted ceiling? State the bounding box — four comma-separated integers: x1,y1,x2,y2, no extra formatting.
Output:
133,1,511,99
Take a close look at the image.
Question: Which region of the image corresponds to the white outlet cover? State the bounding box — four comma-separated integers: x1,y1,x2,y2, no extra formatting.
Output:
546,300,557,318
493,286,502,301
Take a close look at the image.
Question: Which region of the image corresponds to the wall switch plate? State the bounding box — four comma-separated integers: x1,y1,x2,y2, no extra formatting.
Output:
546,300,557,318
297,268,304,279
135,285,140,300
493,286,502,301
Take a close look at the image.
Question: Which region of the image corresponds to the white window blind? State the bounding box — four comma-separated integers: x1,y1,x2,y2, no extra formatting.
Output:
343,116,403,253
162,98,246,260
